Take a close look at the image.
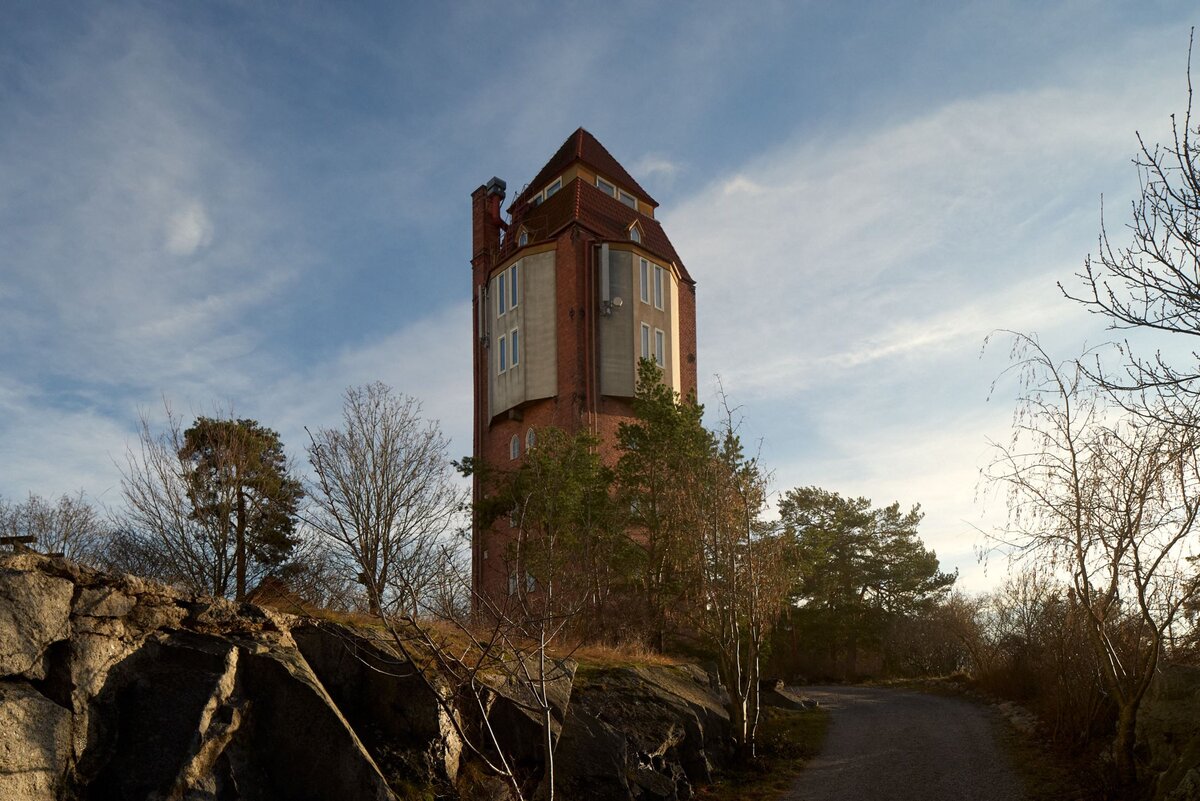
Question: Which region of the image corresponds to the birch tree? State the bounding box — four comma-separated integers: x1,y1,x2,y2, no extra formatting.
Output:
986,333,1200,786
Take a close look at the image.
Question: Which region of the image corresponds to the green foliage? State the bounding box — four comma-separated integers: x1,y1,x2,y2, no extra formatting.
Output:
179,417,303,598
520,429,634,598
616,359,712,645
473,426,638,629
777,487,956,677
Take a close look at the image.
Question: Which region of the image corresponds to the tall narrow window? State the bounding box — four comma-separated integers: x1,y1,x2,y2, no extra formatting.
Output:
510,435,520,460
510,328,519,366
510,263,519,308
508,570,518,595
596,177,616,197
518,230,529,247
498,334,507,373
640,259,649,304
654,265,664,310
641,324,651,360
498,272,507,315
630,226,641,243
654,329,665,367
526,428,536,450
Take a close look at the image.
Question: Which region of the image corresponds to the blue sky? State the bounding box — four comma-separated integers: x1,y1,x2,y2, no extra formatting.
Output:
2,1,1196,590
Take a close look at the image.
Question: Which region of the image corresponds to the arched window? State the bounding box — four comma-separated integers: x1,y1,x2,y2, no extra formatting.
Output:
510,435,520,460
526,428,536,450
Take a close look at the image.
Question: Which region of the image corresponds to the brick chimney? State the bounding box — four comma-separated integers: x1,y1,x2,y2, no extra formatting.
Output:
472,177,506,264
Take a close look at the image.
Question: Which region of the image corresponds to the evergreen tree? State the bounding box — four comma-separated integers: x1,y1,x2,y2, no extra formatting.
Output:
778,487,955,676
179,417,303,600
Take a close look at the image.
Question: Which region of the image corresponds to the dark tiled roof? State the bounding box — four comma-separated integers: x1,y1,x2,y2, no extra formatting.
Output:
512,128,658,210
505,178,692,285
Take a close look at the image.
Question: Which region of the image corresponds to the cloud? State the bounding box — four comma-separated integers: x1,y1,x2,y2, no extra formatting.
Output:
665,48,1183,591
633,154,681,179
164,201,214,256
262,302,474,459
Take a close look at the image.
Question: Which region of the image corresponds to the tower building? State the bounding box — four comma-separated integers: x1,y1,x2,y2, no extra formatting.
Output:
470,128,697,599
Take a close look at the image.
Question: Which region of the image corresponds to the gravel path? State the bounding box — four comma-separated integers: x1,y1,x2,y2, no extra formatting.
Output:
782,685,1028,801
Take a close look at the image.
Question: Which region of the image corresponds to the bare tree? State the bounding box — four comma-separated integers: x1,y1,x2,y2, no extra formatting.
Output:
305,383,465,615
0,491,108,563
683,390,791,760
986,333,1200,786
1062,31,1200,421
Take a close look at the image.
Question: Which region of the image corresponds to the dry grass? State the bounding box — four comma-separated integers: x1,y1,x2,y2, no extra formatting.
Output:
278,596,684,668
565,638,681,669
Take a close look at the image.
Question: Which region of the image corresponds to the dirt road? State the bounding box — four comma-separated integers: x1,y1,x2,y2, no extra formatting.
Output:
782,685,1028,801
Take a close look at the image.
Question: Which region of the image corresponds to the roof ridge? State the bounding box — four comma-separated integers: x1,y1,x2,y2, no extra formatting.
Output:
510,128,658,211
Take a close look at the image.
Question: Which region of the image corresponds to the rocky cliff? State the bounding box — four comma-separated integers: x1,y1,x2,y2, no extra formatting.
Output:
0,553,731,800
1138,664,1200,801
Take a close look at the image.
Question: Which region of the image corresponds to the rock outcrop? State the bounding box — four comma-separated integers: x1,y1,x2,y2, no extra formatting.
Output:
0,553,395,801
1138,664,1200,801
553,664,730,801
0,553,733,800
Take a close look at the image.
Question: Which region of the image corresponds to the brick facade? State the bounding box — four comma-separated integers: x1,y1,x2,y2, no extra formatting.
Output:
470,130,696,602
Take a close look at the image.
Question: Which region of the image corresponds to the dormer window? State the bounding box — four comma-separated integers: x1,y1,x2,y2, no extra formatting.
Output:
596,176,616,197
629,223,642,243
530,177,562,208
518,229,529,247
618,189,637,209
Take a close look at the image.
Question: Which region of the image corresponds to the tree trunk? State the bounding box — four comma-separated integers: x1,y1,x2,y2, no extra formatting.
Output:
543,705,555,801
1113,702,1138,789
235,489,247,601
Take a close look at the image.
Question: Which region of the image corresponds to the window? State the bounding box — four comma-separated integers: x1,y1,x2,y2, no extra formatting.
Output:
544,177,562,199
640,258,649,304
510,435,520,460
508,570,518,596
654,264,664,310
619,189,637,209
526,428,536,450
518,229,529,247
654,329,665,367
596,176,616,197
630,226,641,243
510,328,519,366
510,263,518,308
526,573,537,593
498,334,507,373
497,272,507,315
641,323,651,360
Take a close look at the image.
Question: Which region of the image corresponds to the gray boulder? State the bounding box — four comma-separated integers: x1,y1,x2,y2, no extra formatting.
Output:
0,680,72,801
0,553,397,801
553,664,730,801
1138,664,1200,801
0,562,74,679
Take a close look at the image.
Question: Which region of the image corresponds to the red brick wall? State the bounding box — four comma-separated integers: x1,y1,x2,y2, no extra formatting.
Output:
471,202,698,602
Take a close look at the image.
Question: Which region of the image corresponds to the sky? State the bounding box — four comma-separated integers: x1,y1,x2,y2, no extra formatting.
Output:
2,0,1197,591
